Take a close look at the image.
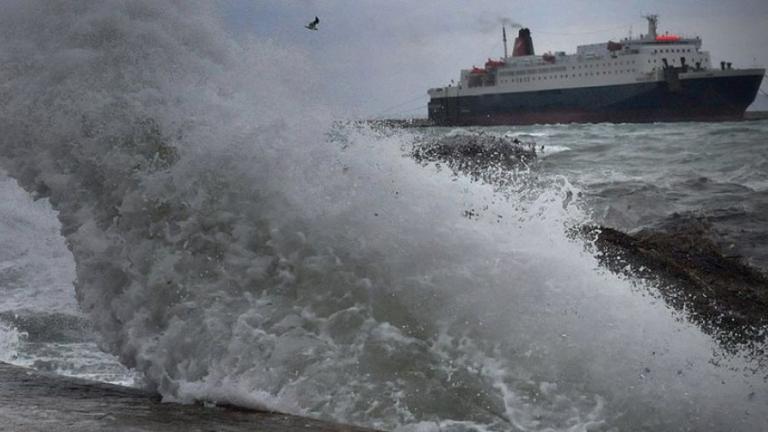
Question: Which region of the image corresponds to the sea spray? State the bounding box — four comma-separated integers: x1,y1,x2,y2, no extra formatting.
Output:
0,322,23,363
0,2,766,431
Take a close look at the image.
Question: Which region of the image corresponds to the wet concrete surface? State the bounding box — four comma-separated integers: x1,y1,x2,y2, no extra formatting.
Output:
0,362,379,432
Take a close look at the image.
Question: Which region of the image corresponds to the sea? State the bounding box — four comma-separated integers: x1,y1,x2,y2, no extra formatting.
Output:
1,2,767,432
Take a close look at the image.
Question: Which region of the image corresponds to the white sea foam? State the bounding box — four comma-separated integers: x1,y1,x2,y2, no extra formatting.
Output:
538,145,572,157
0,322,23,363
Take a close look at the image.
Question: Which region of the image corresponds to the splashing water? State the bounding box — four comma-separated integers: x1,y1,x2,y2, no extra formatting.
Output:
0,322,23,364
0,2,766,431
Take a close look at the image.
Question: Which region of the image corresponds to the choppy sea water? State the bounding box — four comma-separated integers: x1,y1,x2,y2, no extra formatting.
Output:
512,120,768,269
0,2,767,431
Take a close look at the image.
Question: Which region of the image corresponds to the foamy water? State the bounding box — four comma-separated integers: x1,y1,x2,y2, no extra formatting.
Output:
0,2,766,431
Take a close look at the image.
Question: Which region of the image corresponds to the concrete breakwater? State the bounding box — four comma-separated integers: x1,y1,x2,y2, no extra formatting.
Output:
0,362,379,432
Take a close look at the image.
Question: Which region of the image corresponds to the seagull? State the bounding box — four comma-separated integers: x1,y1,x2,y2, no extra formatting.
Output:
305,16,319,31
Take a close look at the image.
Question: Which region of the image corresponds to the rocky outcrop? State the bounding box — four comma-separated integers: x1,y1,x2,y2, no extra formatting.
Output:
581,217,768,350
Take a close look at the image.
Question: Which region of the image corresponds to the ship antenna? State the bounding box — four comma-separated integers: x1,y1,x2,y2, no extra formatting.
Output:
502,26,508,59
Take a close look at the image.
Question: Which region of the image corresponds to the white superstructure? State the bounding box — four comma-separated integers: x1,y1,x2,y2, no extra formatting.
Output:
429,16,722,99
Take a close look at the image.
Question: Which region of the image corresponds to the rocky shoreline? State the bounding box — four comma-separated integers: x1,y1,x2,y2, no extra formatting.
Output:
409,130,768,353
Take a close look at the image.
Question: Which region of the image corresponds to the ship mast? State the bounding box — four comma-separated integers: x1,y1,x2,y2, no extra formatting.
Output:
502,26,508,59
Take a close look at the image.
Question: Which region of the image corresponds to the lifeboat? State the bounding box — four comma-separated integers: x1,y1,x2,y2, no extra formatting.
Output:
656,34,681,42
484,59,506,69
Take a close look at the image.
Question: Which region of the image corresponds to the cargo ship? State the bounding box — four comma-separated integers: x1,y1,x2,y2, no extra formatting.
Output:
427,16,765,126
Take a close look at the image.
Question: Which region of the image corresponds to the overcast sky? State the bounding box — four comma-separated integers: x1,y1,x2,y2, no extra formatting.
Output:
222,1,768,117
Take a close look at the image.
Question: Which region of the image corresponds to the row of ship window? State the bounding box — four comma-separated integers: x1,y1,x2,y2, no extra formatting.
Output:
647,58,704,64
498,60,637,77
654,48,693,54
499,69,637,84
572,60,636,69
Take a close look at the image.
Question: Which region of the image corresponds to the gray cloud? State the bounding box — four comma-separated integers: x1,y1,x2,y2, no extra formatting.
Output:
223,1,768,117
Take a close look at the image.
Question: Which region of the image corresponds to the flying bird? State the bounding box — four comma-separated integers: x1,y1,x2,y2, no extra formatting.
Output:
305,16,319,31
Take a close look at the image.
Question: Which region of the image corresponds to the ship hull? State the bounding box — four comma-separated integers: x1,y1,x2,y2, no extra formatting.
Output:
428,72,764,126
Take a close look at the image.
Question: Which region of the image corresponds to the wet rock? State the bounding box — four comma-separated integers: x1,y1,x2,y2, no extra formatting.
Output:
580,217,768,349
411,132,537,184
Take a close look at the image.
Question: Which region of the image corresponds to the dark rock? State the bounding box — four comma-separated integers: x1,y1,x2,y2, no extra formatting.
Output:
411,132,537,184
579,218,768,350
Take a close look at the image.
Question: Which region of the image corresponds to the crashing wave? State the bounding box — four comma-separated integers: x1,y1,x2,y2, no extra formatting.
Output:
0,2,766,431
